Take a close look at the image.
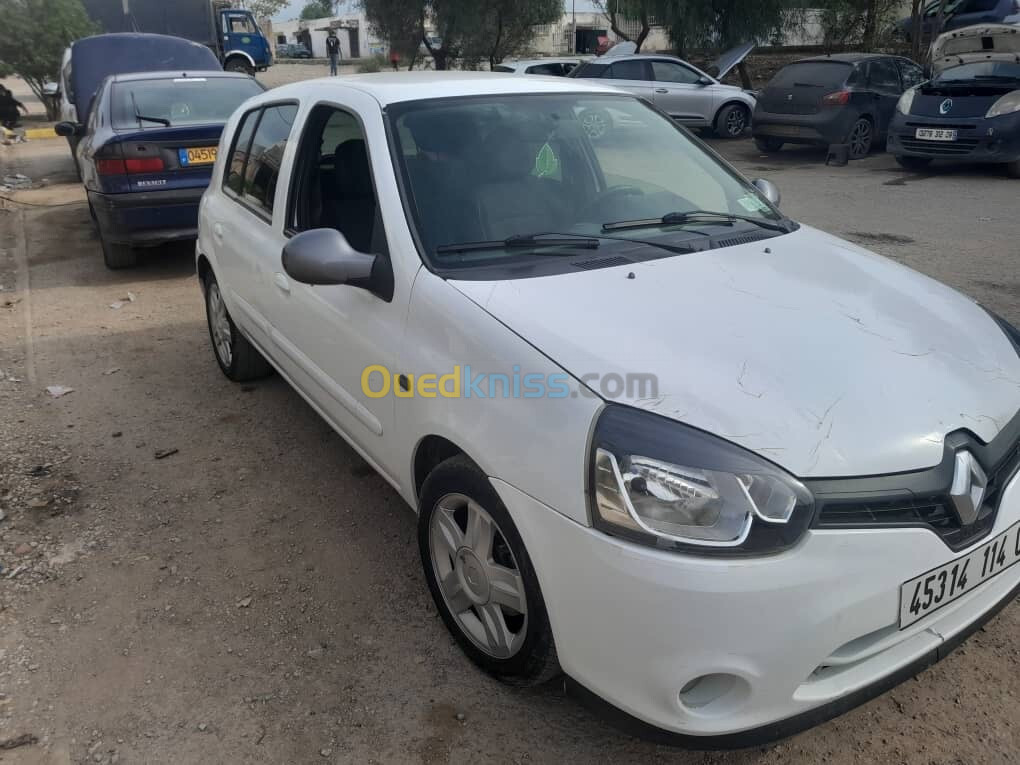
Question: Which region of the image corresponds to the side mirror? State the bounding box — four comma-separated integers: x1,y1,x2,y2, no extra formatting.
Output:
43,82,59,97
282,228,377,287
697,75,713,87
753,178,781,207
54,121,83,137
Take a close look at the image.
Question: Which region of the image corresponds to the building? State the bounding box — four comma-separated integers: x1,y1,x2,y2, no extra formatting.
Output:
271,1,386,59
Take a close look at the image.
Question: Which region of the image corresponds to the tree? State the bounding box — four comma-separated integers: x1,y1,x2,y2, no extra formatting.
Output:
816,0,902,51
460,0,561,68
300,0,333,20
0,0,96,120
363,0,424,69
246,0,289,19
595,0,653,51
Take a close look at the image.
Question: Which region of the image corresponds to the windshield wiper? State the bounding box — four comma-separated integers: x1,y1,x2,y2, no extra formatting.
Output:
131,91,171,127
603,210,792,234
436,233,600,254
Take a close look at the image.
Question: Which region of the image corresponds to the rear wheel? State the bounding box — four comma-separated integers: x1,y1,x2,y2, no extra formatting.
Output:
754,136,785,153
847,117,874,159
419,456,559,686
98,225,137,269
715,103,749,139
202,272,272,381
1005,160,1020,178
895,155,933,171
224,57,255,77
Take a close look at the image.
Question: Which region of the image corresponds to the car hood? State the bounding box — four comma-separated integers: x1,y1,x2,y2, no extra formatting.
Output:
932,24,1020,74
449,226,1020,478
711,41,755,80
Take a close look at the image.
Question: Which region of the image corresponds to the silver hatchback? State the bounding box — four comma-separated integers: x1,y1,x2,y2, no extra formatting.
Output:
568,46,757,139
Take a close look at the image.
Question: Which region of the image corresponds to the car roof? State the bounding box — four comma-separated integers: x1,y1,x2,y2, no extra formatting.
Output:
110,70,253,83
261,71,624,106
795,53,895,64
500,58,582,68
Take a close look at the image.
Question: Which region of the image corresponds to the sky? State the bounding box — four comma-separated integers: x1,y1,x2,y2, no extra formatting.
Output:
270,0,604,21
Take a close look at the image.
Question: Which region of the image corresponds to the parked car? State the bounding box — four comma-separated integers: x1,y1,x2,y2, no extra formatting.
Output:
897,0,1020,41
889,24,1020,175
197,71,1020,747
568,44,757,139
277,43,312,59
55,33,223,173
492,58,584,76
56,70,264,269
753,53,925,159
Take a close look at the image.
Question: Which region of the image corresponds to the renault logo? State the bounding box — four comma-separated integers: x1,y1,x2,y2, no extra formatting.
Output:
949,451,987,526
939,98,953,115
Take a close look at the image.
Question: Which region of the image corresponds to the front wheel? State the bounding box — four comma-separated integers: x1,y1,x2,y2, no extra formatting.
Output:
224,57,255,77
715,103,749,139
895,155,933,171
203,272,272,381
847,117,874,159
754,136,785,153
419,456,559,686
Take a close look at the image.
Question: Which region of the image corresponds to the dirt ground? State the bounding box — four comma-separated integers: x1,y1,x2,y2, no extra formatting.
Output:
1,71,1019,764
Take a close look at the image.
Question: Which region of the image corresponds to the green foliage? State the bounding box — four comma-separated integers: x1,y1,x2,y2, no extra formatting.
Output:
459,0,562,67
0,0,97,119
815,0,902,50
363,0,424,66
247,0,290,19
300,0,333,20
655,0,789,54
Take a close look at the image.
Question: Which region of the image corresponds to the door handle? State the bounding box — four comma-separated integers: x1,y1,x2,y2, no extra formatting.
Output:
274,272,290,294
655,88,669,94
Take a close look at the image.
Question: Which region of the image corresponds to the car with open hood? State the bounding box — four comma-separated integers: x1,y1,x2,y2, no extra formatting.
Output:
888,24,1020,175
195,72,1020,747
568,42,756,139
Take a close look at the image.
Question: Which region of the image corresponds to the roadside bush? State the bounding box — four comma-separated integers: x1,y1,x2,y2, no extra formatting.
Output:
357,54,389,73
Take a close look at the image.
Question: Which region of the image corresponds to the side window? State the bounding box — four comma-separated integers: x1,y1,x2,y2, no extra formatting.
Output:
228,15,256,34
608,60,649,81
288,105,385,255
898,61,925,89
867,59,902,91
526,63,561,76
62,59,74,101
650,60,701,84
224,108,259,195
239,104,297,216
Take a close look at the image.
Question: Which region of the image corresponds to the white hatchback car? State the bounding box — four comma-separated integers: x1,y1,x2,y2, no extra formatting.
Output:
197,72,1020,747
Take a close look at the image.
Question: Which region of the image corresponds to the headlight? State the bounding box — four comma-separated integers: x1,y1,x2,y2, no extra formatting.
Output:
986,90,1020,118
897,87,917,115
589,405,814,556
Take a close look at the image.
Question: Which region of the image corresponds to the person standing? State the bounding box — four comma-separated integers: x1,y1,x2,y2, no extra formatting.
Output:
0,85,28,129
326,31,340,76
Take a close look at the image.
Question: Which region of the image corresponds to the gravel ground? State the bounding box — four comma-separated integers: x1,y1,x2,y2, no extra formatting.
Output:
0,70,1018,764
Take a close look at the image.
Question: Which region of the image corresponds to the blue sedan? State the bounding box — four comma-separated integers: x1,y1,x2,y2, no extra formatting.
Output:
57,70,264,268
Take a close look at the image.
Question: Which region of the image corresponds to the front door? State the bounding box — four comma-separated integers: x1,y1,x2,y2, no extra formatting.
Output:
864,58,904,136
648,59,715,125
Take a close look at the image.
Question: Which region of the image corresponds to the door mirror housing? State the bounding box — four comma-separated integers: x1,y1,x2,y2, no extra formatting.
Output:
42,82,60,97
752,178,781,207
54,121,83,137
696,75,713,87
283,228,392,298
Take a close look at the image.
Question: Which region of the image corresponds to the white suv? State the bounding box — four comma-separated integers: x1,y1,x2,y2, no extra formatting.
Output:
197,72,1020,747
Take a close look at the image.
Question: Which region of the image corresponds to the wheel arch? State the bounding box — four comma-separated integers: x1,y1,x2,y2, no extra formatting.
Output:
713,98,752,127
196,253,213,285
413,434,486,502
224,50,256,69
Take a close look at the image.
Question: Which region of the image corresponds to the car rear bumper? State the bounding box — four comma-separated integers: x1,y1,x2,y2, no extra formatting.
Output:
491,471,1020,747
889,114,1020,162
89,187,205,247
752,109,855,146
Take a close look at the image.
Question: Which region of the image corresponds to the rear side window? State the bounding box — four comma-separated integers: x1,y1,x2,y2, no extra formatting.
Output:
570,62,607,79
223,103,298,218
526,63,564,76
492,65,514,73
651,60,701,84
768,62,852,89
608,60,649,81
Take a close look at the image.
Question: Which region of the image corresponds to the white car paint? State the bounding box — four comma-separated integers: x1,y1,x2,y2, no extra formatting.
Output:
197,72,1020,742
931,23,1020,74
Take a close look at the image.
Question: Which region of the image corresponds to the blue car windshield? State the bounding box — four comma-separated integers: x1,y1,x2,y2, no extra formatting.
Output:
111,77,264,129
934,61,1020,83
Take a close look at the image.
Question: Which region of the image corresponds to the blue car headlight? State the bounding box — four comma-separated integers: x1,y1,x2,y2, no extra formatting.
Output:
986,90,1020,118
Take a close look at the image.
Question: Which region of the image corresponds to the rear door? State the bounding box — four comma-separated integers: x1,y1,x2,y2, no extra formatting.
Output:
648,59,714,124
863,58,903,136
759,61,853,115
604,60,655,101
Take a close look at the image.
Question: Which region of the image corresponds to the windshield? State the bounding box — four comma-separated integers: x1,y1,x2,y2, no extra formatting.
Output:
768,62,852,89
388,94,786,271
111,77,264,129
934,61,1020,84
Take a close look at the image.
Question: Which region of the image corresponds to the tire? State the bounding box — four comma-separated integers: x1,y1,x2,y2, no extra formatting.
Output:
895,155,933,171
715,103,750,139
579,107,612,140
202,271,272,381
1005,160,1020,179
418,455,559,686
754,136,785,153
224,57,255,77
846,117,874,159
98,225,137,269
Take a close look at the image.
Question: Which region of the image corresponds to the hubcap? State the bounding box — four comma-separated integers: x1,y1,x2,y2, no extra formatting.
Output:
207,283,233,367
429,493,528,659
850,121,872,158
726,109,746,135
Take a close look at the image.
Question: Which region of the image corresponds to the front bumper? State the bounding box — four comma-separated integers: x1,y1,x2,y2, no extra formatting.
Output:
889,113,1020,163
491,472,1020,746
88,186,205,247
752,109,855,146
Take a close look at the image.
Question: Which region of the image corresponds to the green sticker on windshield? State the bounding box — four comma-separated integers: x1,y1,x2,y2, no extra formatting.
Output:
738,195,769,213
534,143,560,178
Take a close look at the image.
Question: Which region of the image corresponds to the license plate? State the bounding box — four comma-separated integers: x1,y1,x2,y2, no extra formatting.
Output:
914,128,957,142
179,146,217,166
899,521,1020,629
